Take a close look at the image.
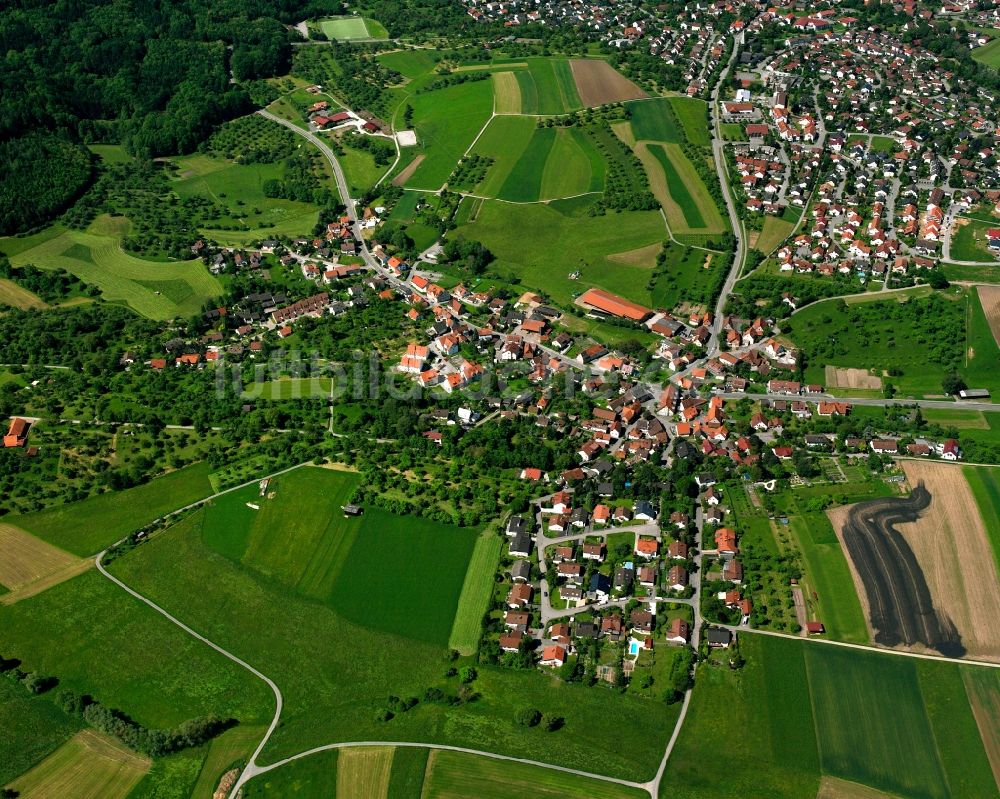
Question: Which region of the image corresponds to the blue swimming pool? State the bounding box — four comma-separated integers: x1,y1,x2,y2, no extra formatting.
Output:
628,640,640,655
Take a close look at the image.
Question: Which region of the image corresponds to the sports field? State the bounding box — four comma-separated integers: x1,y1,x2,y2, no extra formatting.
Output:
316,16,386,41
5,729,150,799
171,154,324,245
662,634,997,799
451,199,665,307
4,222,222,321
422,749,646,799
404,79,494,190
13,461,214,556
471,118,604,201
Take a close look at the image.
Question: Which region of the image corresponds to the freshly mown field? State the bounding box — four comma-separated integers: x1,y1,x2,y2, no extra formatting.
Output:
448,531,503,654
663,634,996,799
668,97,712,147
13,461,214,556
421,749,647,799
492,70,523,114
111,510,681,779
5,729,150,799
0,678,81,786
0,277,47,309
0,568,272,730
0,524,91,605
754,215,795,254
405,79,494,190
242,376,334,400
337,746,394,799
317,16,385,41
569,59,646,107
3,222,222,321
451,199,664,307
170,154,324,245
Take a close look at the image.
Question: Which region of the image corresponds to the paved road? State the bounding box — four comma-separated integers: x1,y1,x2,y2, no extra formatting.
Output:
708,34,748,357
717,391,998,411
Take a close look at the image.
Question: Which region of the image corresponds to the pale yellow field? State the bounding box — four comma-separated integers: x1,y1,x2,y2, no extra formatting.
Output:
492,72,522,114
0,279,46,310
898,461,1000,661
816,776,898,799
6,729,150,799
0,524,90,604
824,365,882,391
611,120,636,148
337,747,395,799
608,242,662,267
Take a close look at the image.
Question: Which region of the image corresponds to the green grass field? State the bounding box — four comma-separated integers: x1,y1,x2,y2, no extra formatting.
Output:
377,49,437,80
951,218,1000,262
754,215,795,254
317,16,384,41
650,242,722,310
514,58,582,114
448,531,502,654
243,750,339,797
0,568,272,730
387,746,429,799
648,143,706,229
973,35,1000,68
405,80,494,190
170,154,323,245
5,729,150,799
0,678,81,786
13,462,214,556
964,465,1000,576
627,99,682,143
243,377,334,400
111,506,681,778
669,98,712,147
472,121,603,201
789,288,1000,398
422,749,646,799
663,634,995,799
2,222,222,321
451,199,665,307
190,725,266,799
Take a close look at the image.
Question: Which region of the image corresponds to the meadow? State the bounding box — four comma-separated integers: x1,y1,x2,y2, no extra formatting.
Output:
788,287,1000,397
13,461,214,556
111,509,681,778
0,568,273,730
668,97,712,147
0,678,81,786
513,58,582,115
770,492,870,643
404,80,494,190
627,98,683,143
472,118,604,201
448,531,502,654
421,749,647,799
243,750,339,797
662,634,996,799
189,724,266,799
951,218,999,262
170,154,324,245
451,198,665,307
650,242,722,310
754,215,795,254
377,49,437,80
3,221,222,321
973,34,1000,69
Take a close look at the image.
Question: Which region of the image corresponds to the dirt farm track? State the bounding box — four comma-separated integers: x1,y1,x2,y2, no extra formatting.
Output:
829,461,1000,661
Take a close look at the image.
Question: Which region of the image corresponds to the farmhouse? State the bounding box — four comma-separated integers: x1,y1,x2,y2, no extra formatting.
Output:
3,417,29,448
578,288,653,323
